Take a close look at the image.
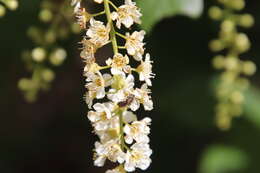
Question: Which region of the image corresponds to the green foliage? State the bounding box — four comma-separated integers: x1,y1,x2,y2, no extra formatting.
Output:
137,0,203,32
199,145,249,173
244,87,260,128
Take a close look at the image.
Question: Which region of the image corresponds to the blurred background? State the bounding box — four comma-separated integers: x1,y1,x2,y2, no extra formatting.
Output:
1,0,260,173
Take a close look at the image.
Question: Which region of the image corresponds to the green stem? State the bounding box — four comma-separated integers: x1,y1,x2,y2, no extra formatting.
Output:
92,10,106,17
104,0,127,152
108,0,118,10
118,108,130,151
98,65,111,70
116,32,127,39
118,46,126,49
104,0,118,54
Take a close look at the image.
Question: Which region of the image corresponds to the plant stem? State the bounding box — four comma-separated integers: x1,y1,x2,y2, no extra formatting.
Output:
116,32,127,39
104,0,127,152
92,10,106,17
108,0,118,10
104,0,118,54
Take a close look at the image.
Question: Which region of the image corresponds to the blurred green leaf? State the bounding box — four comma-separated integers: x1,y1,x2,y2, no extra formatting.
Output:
137,0,203,32
244,87,260,128
199,145,249,173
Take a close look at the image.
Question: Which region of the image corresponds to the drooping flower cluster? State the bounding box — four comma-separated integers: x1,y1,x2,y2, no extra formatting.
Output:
72,0,154,172
19,0,81,102
209,0,256,130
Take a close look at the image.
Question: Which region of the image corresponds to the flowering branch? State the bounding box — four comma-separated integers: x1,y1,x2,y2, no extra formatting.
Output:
72,0,155,172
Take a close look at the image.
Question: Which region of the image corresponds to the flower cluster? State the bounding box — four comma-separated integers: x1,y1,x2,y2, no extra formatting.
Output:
19,0,81,102
72,0,154,172
0,0,18,18
209,0,256,130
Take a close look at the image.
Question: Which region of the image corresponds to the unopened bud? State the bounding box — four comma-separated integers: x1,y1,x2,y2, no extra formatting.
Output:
39,9,53,22
238,14,254,28
32,47,46,62
242,61,256,76
209,39,224,52
0,5,6,17
208,6,222,20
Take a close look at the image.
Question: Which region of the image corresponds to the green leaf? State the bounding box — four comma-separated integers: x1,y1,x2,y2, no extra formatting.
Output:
137,0,204,32
244,87,260,128
199,145,249,173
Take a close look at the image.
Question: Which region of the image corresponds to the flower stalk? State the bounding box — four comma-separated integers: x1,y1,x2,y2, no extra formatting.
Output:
104,0,118,54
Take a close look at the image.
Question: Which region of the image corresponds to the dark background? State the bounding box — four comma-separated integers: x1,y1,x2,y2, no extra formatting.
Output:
1,0,260,173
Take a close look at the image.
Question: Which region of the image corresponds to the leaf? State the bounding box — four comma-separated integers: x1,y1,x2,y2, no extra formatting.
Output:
137,0,204,32
199,145,249,173
244,87,260,128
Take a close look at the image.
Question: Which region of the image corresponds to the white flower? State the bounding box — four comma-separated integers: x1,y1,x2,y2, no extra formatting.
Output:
107,74,139,110
134,83,153,111
88,102,114,122
75,7,90,29
83,60,100,76
96,129,119,143
137,53,155,86
124,142,152,172
80,38,97,59
86,18,111,47
85,91,95,109
125,30,145,61
124,117,151,144
87,102,120,132
71,0,81,13
106,168,120,173
94,140,126,167
111,0,142,29
123,111,137,123
106,53,130,75
108,74,142,111
94,0,103,3
106,166,125,173
85,72,112,103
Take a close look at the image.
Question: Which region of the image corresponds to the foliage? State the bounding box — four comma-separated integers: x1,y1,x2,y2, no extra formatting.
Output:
137,0,203,32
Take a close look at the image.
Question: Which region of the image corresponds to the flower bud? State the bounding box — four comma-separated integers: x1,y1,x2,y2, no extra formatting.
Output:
49,48,67,66
39,9,53,23
242,61,256,76
41,69,55,82
208,6,222,20
209,39,224,52
221,20,235,33
0,5,6,17
230,91,244,104
32,47,46,62
45,30,56,43
224,56,239,71
212,55,225,69
18,78,31,91
216,112,231,131
6,0,18,10
227,0,245,11
234,33,250,53
238,14,254,28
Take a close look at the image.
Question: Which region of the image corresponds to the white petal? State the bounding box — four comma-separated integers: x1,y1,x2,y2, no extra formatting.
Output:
123,111,137,123
94,156,106,167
